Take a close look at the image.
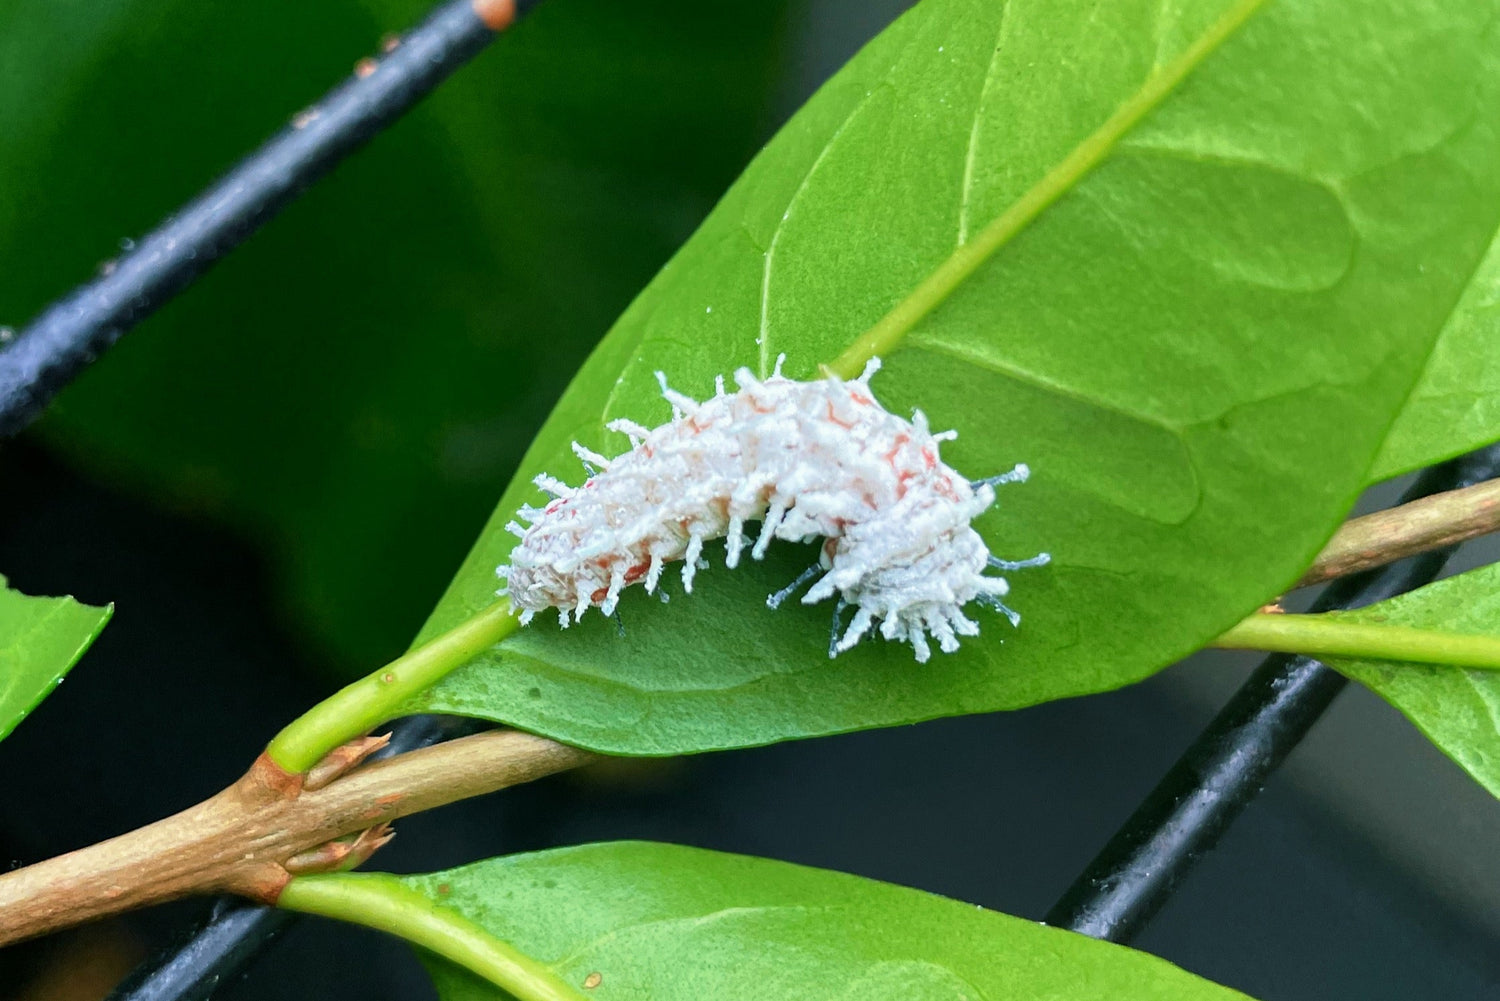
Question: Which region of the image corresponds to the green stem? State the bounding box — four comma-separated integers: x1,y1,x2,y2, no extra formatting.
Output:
267,601,520,774
278,873,586,1001
1213,612,1500,670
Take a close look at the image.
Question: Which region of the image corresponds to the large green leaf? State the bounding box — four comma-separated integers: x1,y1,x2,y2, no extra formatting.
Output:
1324,564,1500,798
0,575,111,742
407,0,1500,753
1372,228,1500,481
408,842,1253,1001
2,0,789,672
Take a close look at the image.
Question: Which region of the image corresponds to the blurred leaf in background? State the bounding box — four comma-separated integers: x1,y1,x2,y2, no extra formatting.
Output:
0,0,792,674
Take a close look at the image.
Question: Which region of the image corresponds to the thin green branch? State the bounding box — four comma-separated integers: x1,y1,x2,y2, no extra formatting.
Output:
1213,612,1500,670
278,872,586,1001
267,601,520,774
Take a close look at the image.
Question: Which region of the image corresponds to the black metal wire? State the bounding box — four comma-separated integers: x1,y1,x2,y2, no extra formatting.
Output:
105,713,490,1001
1045,442,1500,943
105,901,295,1001
0,0,542,439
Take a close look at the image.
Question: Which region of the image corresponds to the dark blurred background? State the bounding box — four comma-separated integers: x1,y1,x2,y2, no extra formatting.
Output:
0,1,1496,998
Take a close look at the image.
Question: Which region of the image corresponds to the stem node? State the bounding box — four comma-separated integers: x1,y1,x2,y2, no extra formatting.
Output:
0,730,591,947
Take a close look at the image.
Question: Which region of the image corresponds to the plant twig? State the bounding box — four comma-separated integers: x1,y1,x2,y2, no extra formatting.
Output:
105,714,490,1001
0,730,594,948
1213,611,1500,669
279,873,587,1001
1296,476,1500,588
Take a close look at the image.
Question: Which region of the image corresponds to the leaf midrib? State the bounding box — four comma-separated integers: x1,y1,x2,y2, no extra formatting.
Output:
827,0,1270,378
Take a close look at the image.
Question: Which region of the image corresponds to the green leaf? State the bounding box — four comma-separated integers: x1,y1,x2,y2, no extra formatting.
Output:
408,0,1500,753
407,842,1254,1001
0,575,111,742
1372,228,1500,481
1,0,790,673
1323,564,1500,798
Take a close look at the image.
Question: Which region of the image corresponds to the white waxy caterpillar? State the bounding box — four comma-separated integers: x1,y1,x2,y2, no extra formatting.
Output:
497,356,1048,662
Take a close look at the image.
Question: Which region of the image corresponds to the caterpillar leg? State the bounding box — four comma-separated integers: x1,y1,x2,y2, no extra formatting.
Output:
725,515,746,568
766,563,820,610
599,564,628,616
987,552,1051,571
913,632,932,663
752,501,788,560
644,553,665,593
976,592,1022,627
928,614,960,655
681,533,706,592
834,605,876,655
827,598,849,659
975,463,1030,488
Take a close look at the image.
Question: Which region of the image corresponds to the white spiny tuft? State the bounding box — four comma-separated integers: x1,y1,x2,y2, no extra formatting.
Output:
533,474,574,499
605,418,653,445
571,441,611,472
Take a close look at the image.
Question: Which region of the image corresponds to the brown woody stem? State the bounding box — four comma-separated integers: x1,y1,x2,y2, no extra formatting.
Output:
1297,476,1500,589
0,730,593,948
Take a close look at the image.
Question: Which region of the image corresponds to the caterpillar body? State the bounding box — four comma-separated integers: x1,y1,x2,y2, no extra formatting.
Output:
497,357,1047,662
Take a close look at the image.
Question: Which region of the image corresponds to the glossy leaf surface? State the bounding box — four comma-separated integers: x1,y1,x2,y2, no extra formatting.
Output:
1374,229,1500,481
1326,564,1500,798
410,842,1253,1001
0,575,111,742
409,0,1500,753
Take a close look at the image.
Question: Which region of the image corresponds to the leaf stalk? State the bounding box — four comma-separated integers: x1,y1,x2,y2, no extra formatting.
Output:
1213,612,1500,671
267,600,520,773
278,873,588,1001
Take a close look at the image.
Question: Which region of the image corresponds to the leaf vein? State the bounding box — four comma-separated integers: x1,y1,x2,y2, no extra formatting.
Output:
758,88,885,377
957,3,1013,246
912,336,1183,435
